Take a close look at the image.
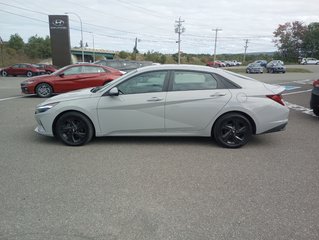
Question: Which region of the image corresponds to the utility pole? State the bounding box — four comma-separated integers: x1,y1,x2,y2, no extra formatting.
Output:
0,36,3,67
175,17,185,64
212,28,222,63
243,39,249,63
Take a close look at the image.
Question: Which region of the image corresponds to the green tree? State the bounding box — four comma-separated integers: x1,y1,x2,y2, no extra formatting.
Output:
273,21,308,62
302,22,319,58
118,51,130,59
25,35,51,59
8,33,24,51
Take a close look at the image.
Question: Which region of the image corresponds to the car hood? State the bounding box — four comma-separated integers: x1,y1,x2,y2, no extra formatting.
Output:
22,74,54,83
39,88,95,106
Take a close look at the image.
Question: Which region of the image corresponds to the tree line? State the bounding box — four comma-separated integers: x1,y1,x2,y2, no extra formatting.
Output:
273,21,319,62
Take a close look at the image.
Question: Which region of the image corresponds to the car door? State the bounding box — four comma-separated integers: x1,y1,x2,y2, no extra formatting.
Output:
8,64,20,75
97,70,169,135
165,71,231,132
53,66,83,92
76,66,108,88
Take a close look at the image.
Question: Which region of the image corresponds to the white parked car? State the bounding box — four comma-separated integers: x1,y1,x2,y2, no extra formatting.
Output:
34,65,289,148
300,58,319,65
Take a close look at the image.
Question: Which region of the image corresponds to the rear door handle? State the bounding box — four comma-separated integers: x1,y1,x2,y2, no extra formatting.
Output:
147,97,163,102
210,92,226,97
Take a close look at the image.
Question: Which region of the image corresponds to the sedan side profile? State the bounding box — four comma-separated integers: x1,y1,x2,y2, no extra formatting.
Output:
21,63,123,97
34,65,289,148
1,63,46,77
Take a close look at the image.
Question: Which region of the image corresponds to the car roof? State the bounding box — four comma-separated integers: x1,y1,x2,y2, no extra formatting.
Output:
134,64,225,73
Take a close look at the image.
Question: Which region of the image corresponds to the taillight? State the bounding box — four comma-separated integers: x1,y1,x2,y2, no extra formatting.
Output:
267,94,285,106
313,80,319,88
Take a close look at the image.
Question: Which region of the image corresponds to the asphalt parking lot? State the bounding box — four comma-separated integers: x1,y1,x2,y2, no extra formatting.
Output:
0,66,318,240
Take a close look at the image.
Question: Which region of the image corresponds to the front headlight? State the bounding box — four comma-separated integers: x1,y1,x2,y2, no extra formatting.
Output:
23,79,36,85
35,102,59,114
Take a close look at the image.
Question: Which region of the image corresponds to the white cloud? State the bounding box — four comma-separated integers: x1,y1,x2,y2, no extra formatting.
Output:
0,0,318,54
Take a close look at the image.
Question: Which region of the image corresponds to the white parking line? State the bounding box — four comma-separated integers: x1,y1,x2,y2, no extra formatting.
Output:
0,96,25,102
285,101,316,117
282,89,312,96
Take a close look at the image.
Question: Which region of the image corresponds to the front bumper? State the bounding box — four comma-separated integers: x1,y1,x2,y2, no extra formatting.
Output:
20,83,34,94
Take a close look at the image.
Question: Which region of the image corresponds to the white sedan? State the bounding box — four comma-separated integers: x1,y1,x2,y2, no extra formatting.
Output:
34,64,289,148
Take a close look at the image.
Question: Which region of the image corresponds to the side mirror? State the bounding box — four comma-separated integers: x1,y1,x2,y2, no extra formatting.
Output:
108,87,119,96
59,73,65,78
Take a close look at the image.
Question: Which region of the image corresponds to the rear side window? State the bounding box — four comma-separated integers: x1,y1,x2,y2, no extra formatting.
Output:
172,71,217,91
82,66,106,73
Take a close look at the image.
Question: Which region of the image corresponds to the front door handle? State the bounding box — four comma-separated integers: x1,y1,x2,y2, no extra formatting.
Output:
147,97,163,102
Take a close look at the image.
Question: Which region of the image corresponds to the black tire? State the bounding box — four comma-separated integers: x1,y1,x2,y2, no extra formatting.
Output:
313,108,319,116
26,71,33,77
55,112,94,146
246,69,250,73
1,70,8,77
213,113,252,148
35,83,53,98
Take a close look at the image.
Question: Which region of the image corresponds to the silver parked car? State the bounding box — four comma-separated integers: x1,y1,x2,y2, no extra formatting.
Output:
34,65,289,148
246,63,264,74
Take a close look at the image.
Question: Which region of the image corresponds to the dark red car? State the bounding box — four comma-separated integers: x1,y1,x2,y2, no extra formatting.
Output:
35,64,59,74
20,64,123,97
1,63,46,77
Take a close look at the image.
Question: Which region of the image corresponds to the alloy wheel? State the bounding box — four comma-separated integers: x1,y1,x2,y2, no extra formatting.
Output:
56,112,94,146
36,83,53,97
214,113,252,148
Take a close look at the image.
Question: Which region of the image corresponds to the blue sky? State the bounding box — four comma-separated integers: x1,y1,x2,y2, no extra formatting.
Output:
0,0,318,54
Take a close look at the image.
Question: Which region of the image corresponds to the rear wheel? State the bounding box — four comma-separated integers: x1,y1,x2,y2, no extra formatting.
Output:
213,113,252,148
313,108,319,116
26,71,33,77
1,70,8,77
55,112,94,146
35,83,53,98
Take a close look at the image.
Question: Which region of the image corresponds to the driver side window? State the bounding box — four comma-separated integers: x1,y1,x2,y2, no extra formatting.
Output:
117,71,167,94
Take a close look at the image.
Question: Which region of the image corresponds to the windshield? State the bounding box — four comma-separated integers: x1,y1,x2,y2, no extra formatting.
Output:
94,69,138,93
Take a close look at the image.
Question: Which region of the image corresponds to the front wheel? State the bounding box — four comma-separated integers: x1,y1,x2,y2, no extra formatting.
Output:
213,113,252,148
55,112,94,146
35,83,53,98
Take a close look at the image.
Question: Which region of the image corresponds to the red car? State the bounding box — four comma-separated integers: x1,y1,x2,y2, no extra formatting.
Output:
1,63,46,77
206,61,226,68
20,64,123,97
35,64,59,74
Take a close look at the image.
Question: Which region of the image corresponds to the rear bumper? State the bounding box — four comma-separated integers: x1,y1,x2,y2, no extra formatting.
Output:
260,122,288,134
310,88,319,110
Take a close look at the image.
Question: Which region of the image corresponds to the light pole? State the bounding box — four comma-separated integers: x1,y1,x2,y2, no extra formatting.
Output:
65,12,84,62
89,32,95,62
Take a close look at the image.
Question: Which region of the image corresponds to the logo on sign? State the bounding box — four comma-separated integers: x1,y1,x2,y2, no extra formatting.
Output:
52,19,65,27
